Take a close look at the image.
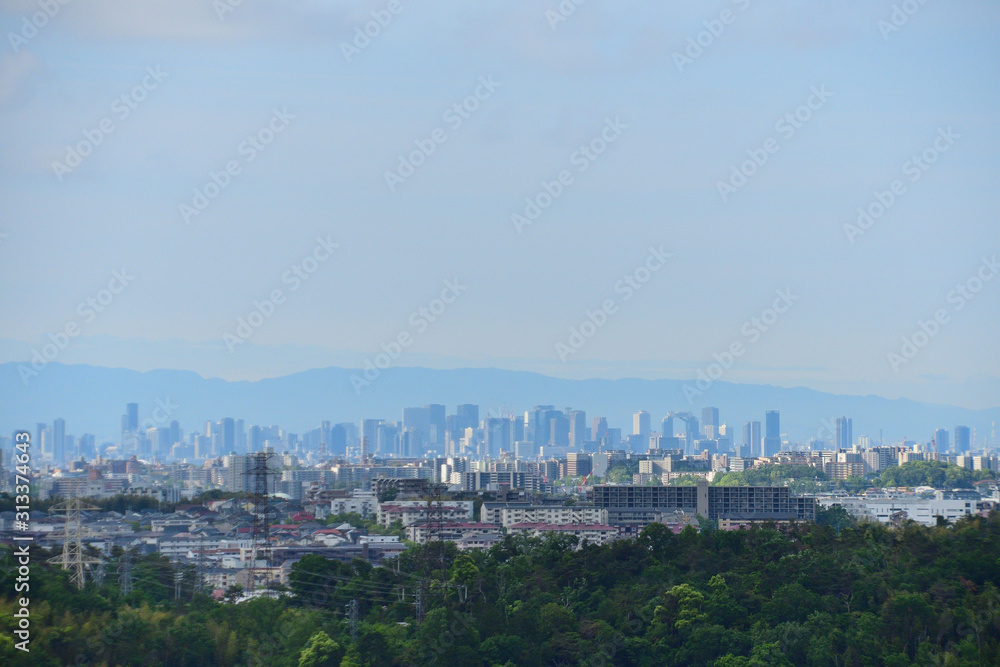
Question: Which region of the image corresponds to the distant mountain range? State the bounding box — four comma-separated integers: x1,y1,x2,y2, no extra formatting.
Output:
1,362,997,446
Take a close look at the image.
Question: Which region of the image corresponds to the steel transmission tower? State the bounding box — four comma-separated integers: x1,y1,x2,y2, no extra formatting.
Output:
49,496,102,589
347,599,359,640
246,452,275,593
117,547,134,596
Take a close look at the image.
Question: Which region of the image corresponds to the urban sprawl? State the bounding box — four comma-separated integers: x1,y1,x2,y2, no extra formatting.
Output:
3,403,997,598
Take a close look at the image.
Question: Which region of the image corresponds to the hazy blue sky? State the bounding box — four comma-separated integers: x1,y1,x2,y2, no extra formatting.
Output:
1,0,998,409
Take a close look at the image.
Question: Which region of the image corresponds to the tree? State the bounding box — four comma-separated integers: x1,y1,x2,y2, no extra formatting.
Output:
298,631,342,667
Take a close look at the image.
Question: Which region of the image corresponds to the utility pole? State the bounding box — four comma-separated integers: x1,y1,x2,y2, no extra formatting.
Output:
174,569,184,600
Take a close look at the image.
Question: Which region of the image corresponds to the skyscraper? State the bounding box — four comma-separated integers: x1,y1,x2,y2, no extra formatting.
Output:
592,417,608,442
835,417,853,449
456,404,479,432
220,418,235,453
743,421,761,458
248,425,264,453
764,410,781,456
568,410,587,448
701,407,719,439
126,403,139,432
549,413,569,447
426,404,446,448
661,416,674,438
52,418,66,463
633,411,650,438
376,422,399,456
933,428,949,453
529,405,558,448
954,426,971,453
402,407,430,446
485,417,512,458
360,419,383,459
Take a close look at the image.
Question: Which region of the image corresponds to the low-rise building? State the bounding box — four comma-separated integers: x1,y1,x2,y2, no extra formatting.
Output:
506,522,619,546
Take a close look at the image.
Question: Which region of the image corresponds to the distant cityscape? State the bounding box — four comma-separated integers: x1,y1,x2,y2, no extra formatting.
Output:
3,401,997,586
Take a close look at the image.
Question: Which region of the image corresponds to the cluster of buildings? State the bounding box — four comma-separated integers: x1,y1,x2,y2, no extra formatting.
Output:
2,402,998,593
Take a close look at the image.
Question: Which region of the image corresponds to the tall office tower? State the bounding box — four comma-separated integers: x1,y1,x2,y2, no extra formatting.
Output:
933,428,949,453
360,419,382,459
79,434,96,459
485,417,512,458
835,417,853,449
219,418,235,453
52,418,66,463
402,407,430,445
701,407,719,439
743,421,762,458
335,422,355,446
248,425,264,453
512,416,525,443
592,417,608,442
156,427,171,457
426,404,446,448
39,425,52,461
549,413,570,447
633,411,651,438
529,406,557,448
328,424,347,456
126,403,139,432
376,422,399,456
954,426,970,453
568,410,587,448
661,416,674,438
684,416,700,454
456,404,480,432
169,420,181,448
398,428,419,457
36,423,47,457
320,420,331,451
764,410,781,456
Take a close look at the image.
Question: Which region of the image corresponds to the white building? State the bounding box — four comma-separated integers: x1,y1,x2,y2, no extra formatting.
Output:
818,490,977,527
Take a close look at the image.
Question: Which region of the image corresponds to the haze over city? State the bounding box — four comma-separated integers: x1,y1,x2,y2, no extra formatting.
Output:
2,3,1000,666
